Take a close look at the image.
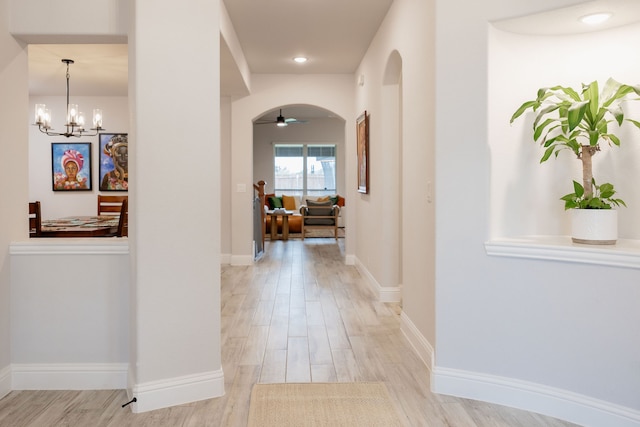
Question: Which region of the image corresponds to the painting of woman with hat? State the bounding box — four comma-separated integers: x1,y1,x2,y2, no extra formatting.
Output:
51,143,92,191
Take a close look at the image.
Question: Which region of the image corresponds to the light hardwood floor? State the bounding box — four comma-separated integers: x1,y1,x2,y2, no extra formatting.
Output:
0,238,579,426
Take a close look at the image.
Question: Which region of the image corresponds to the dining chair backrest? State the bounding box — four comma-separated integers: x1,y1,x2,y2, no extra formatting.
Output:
29,201,42,237
116,198,128,237
98,195,128,217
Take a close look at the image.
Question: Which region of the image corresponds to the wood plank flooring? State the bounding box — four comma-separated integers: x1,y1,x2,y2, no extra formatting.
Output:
0,238,579,426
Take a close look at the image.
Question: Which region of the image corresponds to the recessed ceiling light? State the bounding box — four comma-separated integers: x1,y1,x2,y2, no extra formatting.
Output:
579,12,612,25
293,56,308,64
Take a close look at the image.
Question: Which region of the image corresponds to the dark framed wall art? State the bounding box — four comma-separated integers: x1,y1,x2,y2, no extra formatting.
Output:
99,133,128,191
51,142,92,191
356,111,369,194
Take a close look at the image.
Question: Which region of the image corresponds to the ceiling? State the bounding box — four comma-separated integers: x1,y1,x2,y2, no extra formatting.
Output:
222,0,394,74
28,44,128,96
492,0,640,35
27,0,640,120
28,0,394,95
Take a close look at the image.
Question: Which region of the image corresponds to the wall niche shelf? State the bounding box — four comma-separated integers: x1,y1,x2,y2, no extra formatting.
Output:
485,236,640,270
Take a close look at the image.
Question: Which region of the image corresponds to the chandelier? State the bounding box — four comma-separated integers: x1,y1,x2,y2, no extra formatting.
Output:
34,59,105,138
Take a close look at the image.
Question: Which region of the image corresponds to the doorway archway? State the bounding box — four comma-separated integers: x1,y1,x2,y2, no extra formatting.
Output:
252,104,347,245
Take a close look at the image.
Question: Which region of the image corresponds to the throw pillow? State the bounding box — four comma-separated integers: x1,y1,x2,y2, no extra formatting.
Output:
282,195,296,210
305,199,333,216
306,199,332,207
317,196,330,202
269,196,283,209
329,195,339,205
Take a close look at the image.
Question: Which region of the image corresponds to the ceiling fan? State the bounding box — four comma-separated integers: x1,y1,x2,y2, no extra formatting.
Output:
255,109,307,127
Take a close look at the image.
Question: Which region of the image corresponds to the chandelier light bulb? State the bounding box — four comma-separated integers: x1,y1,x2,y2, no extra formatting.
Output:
43,109,51,129
67,104,79,125
35,104,45,124
93,109,103,129
77,112,86,130
34,59,105,138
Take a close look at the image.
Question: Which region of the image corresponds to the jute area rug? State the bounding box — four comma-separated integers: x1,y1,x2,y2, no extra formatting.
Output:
247,382,406,427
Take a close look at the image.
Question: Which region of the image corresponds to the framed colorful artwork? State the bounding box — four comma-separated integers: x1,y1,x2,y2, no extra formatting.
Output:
99,133,128,191
356,111,369,194
51,142,92,191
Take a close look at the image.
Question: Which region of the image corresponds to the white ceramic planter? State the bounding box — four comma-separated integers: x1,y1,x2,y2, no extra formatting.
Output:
571,209,618,245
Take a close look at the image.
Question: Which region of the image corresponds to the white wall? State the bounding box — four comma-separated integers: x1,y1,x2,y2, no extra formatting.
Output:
253,116,346,196
10,0,127,41
5,0,225,413
490,23,640,239
221,97,232,260
10,242,129,389
130,0,223,412
29,95,129,218
355,0,436,328
0,0,29,400
435,1,640,425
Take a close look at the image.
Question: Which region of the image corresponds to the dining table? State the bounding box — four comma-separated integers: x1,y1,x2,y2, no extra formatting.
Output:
40,216,120,238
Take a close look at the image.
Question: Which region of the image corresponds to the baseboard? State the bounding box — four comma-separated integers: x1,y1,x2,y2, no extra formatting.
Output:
131,369,225,413
11,363,128,390
220,253,231,264
354,257,402,302
399,312,434,371
0,365,11,400
432,367,640,427
230,254,253,266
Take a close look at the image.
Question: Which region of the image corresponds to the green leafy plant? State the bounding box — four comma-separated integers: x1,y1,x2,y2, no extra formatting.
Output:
510,78,640,208
560,179,626,210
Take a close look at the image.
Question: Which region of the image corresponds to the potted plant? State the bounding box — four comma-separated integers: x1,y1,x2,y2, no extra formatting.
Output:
510,78,640,244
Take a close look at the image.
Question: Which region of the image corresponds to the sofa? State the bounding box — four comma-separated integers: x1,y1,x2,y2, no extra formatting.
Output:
264,193,345,234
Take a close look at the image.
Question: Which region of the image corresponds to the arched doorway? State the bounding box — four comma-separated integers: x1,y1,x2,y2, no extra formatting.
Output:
252,104,346,248
382,50,403,302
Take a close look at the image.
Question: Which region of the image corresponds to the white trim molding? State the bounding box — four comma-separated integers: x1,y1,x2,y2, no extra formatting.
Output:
131,369,225,413
11,363,128,390
230,254,253,266
432,367,640,427
354,257,402,302
485,236,640,269
10,240,129,255
400,312,434,371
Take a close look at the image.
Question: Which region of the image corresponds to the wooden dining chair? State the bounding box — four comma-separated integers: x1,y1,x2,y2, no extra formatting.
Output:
115,198,128,237
97,195,128,217
29,201,42,237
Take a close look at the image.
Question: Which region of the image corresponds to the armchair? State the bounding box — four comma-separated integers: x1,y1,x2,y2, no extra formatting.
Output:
299,200,340,240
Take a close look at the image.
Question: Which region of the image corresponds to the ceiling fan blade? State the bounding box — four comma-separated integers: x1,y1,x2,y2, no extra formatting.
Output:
285,118,307,124
255,109,308,125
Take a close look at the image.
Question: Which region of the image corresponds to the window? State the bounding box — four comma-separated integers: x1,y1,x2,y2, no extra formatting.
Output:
274,144,336,196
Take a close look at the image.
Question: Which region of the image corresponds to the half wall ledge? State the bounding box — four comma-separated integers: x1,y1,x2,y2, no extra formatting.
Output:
485,236,640,270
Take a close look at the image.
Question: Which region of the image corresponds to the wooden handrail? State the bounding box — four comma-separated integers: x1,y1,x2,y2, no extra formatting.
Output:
254,180,266,248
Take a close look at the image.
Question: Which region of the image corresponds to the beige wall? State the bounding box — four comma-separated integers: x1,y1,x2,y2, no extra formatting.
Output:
0,0,29,398
355,0,436,338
